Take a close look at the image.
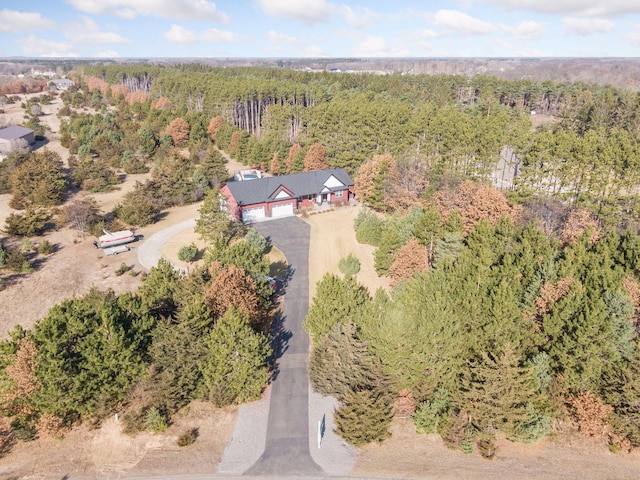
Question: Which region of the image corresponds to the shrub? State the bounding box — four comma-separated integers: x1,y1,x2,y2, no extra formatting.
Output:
354,208,383,246
413,389,449,434
121,408,146,435
3,208,51,236
177,428,199,447
476,434,498,459
144,407,168,433
115,188,159,227
178,243,199,265
37,240,55,255
115,263,130,276
21,238,34,253
10,416,37,442
123,156,149,174
338,254,361,275
0,243,30,272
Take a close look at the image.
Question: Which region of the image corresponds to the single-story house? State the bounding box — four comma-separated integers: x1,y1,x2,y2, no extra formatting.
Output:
0,126,35,154
221,168,354,222
53,79,75,89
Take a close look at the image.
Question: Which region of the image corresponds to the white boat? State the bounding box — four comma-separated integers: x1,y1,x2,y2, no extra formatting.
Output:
93,230,136,249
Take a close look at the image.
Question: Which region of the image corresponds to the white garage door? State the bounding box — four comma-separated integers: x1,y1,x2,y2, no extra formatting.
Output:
271,203,294,217
242,206,265,222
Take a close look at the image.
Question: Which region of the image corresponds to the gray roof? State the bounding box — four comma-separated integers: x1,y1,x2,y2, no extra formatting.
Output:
0,126,34,141
226,168,353,206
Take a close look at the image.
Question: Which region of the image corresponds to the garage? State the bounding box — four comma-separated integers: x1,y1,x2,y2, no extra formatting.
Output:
242,206,266,222
271,203,294,217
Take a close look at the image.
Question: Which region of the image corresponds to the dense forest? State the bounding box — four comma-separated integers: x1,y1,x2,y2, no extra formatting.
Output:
78,64,640,228
2,64,640,457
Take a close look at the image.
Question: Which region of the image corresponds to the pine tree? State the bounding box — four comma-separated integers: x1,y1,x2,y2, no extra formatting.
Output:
195,190,243,243
309,321,386,401
334,388,393,446
459,343,548,441
304,274,371,342
200,307,271,407
373,227,404,276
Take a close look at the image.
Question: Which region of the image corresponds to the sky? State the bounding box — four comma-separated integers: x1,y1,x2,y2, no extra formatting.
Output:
2,1,640,58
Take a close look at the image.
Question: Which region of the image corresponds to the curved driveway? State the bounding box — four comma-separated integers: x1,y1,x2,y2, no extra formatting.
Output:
137,218,196,271
245,217,324,476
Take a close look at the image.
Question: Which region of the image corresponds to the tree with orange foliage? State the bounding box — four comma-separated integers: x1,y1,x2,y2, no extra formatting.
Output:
125,90,148,105
429,181,521,234
270,151,281,175
109,84,128,99
560,208,603,245
1,337,41,416
207,116,224,142
385,157,428,213
354,154,398,212
567,391,613,438
229,131,241,154
152,97,171,110
303,143,328,172
389,239,430,286
205,261,261,325
165,117,190,147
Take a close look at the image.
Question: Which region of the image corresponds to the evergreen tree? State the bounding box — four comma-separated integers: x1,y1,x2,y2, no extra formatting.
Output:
200,307,271,407
334,389,393,446
459,344,548,442
309,322,387,401
304,274,371,342
195,190,244,243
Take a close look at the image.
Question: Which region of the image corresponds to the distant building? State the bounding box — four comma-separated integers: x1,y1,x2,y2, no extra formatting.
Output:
0,126,35,154
53,79,75,89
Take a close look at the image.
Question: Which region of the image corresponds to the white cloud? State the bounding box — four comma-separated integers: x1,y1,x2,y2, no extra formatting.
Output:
339,5,378,28
563,17,615,35
0,9,54,33
428,9,498,35
255,0,333,24
165,25,200,43
68,16,130,44
16,35,77,57
483,1,640,17
164,25,242,44
500,20,547,39
65,0,229,22
417,29,438,39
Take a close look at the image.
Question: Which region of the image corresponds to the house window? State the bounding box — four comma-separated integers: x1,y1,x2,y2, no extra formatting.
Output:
335,190,344,198
308,194,314,200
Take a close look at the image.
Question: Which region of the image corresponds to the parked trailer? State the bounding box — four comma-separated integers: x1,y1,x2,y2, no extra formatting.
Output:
104,245,130,256
93,230,136,249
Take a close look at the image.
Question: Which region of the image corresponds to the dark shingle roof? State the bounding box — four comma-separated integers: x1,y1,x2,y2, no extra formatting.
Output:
226,168,353,206
0,126,34,141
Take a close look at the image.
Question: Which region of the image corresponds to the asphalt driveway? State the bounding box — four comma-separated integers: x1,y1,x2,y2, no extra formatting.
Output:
245,217,324,476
